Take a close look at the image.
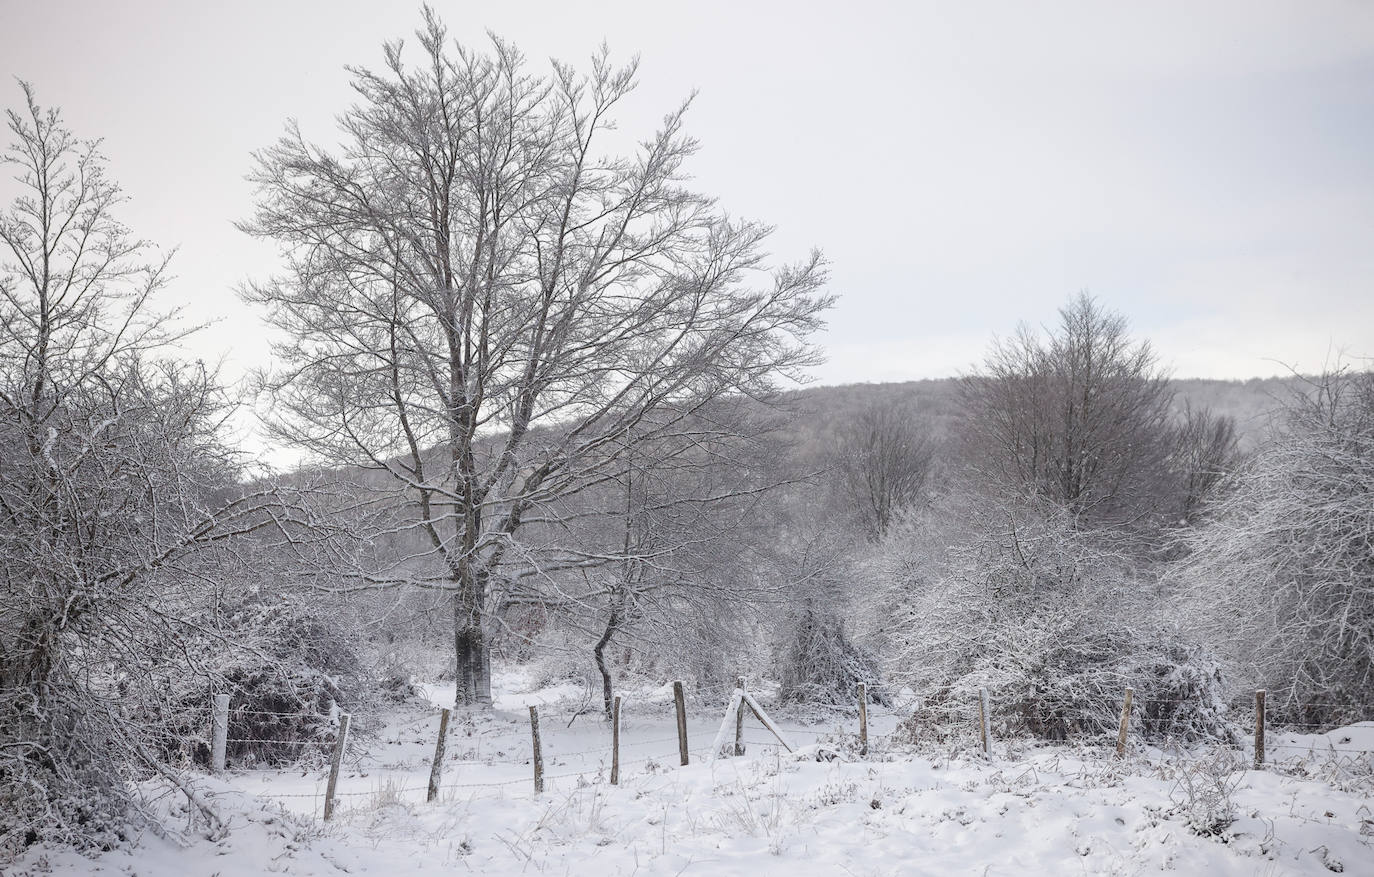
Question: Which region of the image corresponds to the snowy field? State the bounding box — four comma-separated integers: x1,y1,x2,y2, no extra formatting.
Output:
16,672,1374,876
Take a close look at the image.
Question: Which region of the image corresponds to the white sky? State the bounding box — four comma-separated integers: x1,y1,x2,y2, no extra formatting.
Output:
3,0,1373,394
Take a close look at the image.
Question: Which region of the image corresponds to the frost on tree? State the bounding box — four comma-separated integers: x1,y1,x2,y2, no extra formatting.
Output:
1177,369,1374,726
0,84,284,851
241,11,831,708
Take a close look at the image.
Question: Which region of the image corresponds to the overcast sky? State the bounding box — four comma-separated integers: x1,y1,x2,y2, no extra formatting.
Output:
3,0,1373,393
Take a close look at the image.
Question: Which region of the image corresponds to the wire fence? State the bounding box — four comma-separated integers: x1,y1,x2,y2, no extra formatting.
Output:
212,682,1374,818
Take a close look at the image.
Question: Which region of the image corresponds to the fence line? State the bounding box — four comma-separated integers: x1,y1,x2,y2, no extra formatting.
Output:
215,680,1374,819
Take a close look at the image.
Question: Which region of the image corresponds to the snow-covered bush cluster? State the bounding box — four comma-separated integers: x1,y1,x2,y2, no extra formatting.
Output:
152,598,360,769
776,602,886,708
877,499,1230,742
1176,369,1374,726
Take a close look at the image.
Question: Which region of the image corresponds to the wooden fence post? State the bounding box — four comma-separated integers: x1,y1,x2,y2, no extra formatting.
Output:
1116,687,1134,757
611,695,621,785
734,677,746,756
977,688,991,757
1254,689,1266,769
673,680,689,766
858,682,869,757
427,707,451,802
529,705,544,793
210,693,229,774
323,713,350,821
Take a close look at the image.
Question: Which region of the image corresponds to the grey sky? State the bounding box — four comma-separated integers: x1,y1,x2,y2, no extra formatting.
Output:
3,0,1373,393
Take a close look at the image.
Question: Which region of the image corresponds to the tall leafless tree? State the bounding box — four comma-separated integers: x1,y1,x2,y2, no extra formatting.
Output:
240,12,832,708
1170,400,1241,524
958,293,1175,528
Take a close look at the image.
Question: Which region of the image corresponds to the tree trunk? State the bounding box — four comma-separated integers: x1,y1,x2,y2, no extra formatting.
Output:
452,593,493,709
471,624,492,707
453,620,473,707
594,607,620,720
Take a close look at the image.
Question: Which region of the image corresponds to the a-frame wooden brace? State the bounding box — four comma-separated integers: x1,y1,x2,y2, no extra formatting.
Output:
708,686,795,761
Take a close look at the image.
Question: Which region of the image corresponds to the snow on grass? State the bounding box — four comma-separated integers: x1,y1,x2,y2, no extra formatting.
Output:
14,675,1374,875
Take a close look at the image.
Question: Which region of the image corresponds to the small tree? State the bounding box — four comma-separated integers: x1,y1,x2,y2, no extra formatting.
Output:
959,293,1175,528
241,12,832,708
577,412,788,719
830,400,935,539
1170,400,1241,525
0,84,270,851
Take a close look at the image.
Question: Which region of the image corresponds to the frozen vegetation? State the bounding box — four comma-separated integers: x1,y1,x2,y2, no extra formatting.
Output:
3,9,1373,874
13,670,1374,876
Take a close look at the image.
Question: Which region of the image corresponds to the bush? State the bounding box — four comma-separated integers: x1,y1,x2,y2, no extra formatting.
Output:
1176,369,1374,727
155,597,360,769
988,627,1230,742
776,602,888,708
885,498,1231,742
0,697,131,855
1168,747,1243,838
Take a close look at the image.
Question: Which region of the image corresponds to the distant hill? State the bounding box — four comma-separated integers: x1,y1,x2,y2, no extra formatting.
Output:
778,376,1303,460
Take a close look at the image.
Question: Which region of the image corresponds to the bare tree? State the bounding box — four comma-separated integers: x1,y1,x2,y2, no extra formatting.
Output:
958,293,1175,528
1170,400,1241,524
563,407,796,719
830,400,935,539
0,84,279,851
1176,368,1374,725
240,12,832,708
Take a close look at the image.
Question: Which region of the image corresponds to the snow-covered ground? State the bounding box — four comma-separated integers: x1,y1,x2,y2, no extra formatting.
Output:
17,671,1374,876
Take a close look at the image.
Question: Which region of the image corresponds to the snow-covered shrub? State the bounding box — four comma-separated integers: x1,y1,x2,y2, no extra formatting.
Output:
0,88,275,854
770,526,889,709
523,629,598,692
1167,747,1242,837
154,597,360,769
0,697,131,855
885,498,1230,742
776,602,886,708
1175,369,1374,727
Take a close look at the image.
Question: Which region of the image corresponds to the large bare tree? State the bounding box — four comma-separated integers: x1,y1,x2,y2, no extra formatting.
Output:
958,293,1175,528
241,12,832,707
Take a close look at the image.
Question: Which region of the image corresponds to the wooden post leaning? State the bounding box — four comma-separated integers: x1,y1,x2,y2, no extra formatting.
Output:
323,713,351,821
427,707,451,802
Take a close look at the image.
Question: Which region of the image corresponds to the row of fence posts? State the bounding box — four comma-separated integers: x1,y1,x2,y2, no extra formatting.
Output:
206,679,875,820
207,682,1272,821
